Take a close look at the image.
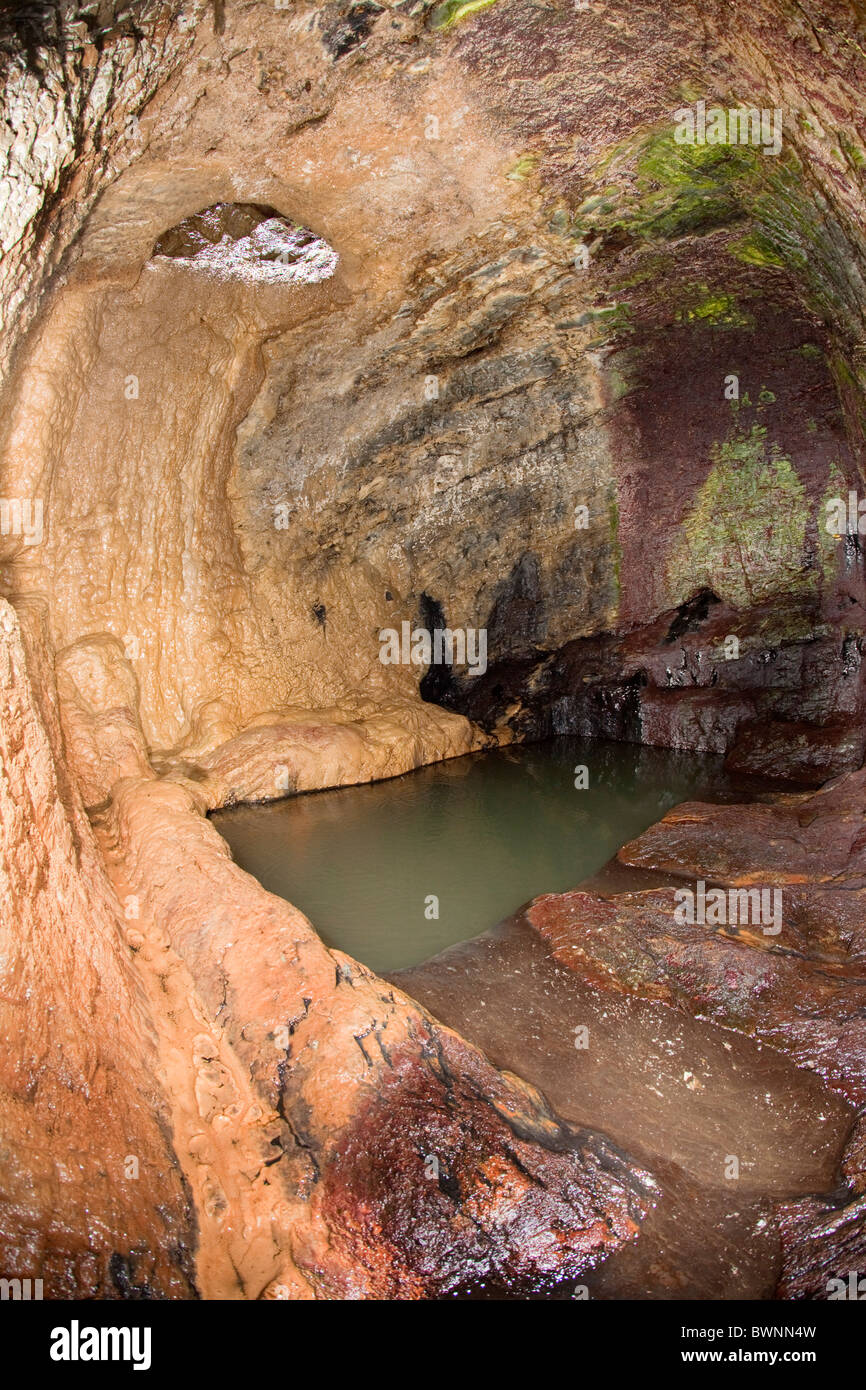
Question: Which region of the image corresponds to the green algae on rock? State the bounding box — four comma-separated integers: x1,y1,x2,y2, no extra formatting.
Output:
430,0,501,32
669,423,811,609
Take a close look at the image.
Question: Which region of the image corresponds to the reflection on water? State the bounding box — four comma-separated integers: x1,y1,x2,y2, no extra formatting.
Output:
212,737,743,973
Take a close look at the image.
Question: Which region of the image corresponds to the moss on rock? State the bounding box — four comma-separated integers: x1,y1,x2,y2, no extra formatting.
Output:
430,0,501,32
669,423,812,609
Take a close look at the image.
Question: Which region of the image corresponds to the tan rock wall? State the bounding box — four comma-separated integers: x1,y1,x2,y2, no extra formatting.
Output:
0,598,195,1297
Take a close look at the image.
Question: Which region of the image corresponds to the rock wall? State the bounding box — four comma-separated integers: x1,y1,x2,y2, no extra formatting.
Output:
1,0,866,1298
3,1,865,776
0,597,195,1297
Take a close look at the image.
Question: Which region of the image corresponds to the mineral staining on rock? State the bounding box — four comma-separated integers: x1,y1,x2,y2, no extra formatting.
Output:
671,423,811,609
0,0,865,1302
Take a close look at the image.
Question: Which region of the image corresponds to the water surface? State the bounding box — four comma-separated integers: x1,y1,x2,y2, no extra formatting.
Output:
213,738,743,972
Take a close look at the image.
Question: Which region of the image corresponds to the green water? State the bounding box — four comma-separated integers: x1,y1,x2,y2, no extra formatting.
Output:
212,737,740,974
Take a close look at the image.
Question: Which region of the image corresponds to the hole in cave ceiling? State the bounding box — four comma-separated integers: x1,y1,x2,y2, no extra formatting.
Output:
151,202,338,285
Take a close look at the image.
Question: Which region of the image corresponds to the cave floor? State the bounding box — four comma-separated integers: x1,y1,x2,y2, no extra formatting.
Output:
394,910,854,1299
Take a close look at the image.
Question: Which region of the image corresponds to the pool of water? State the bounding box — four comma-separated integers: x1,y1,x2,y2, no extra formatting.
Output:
212,737,745,973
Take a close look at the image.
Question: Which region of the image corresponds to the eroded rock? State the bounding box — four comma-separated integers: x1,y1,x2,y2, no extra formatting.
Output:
505,772,866,1294
2,0,866,1301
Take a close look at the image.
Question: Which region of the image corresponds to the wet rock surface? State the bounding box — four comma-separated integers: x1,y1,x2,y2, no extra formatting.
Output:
393,769,866,1296
725,716,866,788
317,1030,653,1298
394,911,856,1297
617,769,866,892
446,591,866,779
